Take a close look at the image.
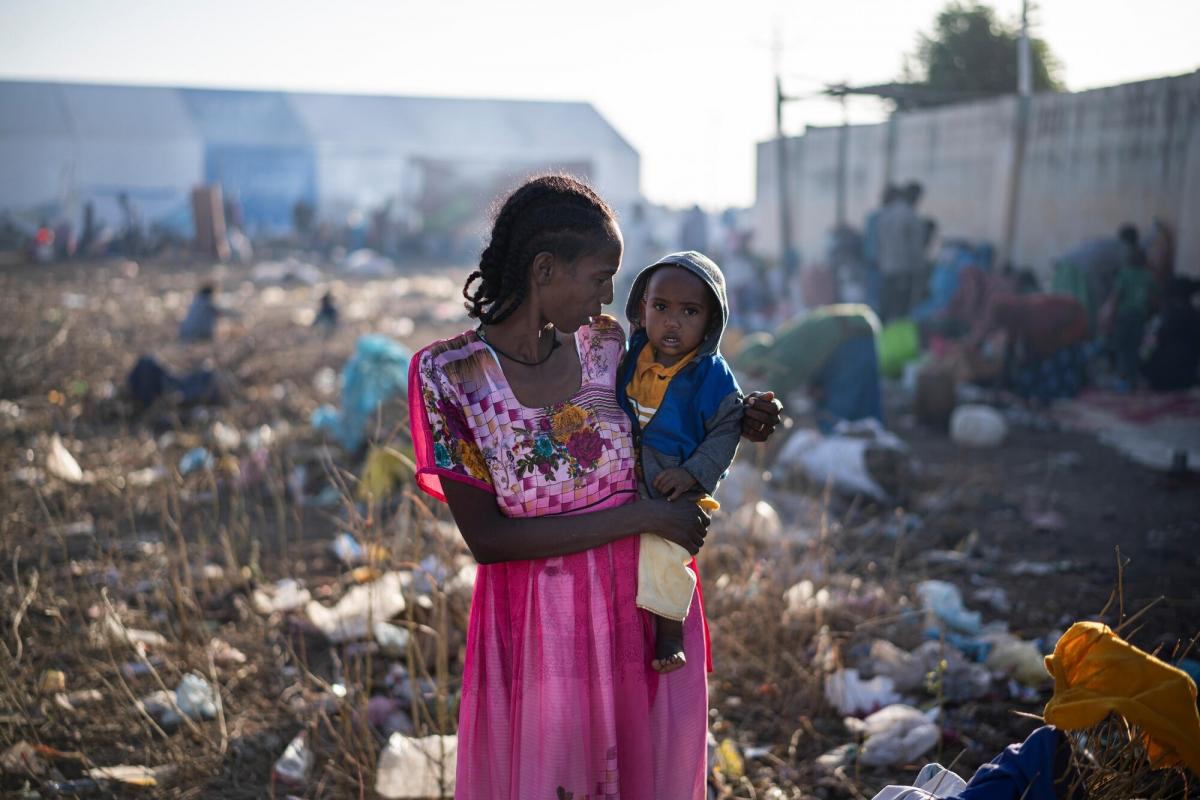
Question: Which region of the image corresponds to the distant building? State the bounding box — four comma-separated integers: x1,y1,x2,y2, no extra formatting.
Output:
0,81,641,242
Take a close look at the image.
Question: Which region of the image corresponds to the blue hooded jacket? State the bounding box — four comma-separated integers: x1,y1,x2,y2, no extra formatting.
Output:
616,251,743,496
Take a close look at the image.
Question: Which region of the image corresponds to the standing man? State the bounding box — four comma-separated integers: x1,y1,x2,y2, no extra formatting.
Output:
877,181,926,321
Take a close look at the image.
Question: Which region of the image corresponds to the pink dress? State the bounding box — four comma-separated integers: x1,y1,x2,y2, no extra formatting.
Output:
409,316,710,800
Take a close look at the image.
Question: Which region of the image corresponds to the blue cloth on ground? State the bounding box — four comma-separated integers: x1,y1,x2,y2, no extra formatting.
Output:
313,335,411,452
957,726,1079,800
815,333,884,434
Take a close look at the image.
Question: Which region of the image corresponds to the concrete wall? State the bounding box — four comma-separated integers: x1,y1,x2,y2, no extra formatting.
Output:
754,71,1200,279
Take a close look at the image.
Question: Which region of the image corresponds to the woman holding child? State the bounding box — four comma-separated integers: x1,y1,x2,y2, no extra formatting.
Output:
408,175,781,799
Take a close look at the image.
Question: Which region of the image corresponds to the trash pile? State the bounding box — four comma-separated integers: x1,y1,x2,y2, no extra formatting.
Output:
2,256,1195,798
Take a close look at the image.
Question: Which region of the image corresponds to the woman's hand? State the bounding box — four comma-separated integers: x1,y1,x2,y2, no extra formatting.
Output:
641,497,711,555
741,391,783,442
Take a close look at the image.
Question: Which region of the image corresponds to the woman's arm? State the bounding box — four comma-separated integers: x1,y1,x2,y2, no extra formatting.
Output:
740,391,783,442
442,481,711,565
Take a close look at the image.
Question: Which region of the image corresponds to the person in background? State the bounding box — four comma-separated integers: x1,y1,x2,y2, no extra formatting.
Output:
1142,277,1200,392
877,181,925,322
968,293,1091,404
1145,218,1176,291
735,303,883,433
313,290,339,331
1106,250,1157,391
1053,224,1143,335
861,185,898,315
179,283,238,342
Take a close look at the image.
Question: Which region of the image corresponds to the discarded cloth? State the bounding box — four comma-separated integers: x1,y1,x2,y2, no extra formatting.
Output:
358,446,416,501
313,335,411,452
1042,620,1200,774
127,356,221,408
958,726,1080,800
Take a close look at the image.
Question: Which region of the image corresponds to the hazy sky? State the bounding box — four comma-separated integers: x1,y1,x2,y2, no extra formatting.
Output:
2,0,1196,209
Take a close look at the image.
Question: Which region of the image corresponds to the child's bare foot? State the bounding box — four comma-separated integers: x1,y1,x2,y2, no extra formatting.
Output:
651,617,686,673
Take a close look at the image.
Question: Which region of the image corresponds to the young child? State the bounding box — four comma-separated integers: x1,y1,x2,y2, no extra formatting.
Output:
617,251,744,673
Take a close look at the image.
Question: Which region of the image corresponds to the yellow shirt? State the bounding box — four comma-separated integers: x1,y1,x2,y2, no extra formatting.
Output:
625,345,698,429
625,345,719,512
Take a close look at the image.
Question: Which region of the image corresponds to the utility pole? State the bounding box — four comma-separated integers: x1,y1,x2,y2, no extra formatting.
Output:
835,91,849,228
775,75,799,300
1001,0,1032,268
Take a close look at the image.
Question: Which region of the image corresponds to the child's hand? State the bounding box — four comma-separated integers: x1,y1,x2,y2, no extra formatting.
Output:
653,467,698,501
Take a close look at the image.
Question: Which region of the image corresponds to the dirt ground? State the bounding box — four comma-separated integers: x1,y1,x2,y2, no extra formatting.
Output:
1,256,1196,798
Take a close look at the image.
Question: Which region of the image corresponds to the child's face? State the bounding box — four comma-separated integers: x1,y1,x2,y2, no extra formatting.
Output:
640,266,712,366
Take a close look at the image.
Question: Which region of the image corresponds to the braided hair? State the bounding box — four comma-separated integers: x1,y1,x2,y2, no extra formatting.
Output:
463,174,618,325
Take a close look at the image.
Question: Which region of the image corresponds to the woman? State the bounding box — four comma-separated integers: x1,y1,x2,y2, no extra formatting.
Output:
408,175,781,799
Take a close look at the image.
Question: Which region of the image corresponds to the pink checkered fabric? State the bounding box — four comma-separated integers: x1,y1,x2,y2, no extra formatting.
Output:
410,315,638,516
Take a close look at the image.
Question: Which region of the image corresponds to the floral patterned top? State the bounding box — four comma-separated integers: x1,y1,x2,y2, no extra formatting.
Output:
408,315,638,518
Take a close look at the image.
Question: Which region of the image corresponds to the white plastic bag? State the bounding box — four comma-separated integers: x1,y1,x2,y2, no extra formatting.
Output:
950,405,1008,448
845,704,940,767
776,420,904,501
376,734,457,799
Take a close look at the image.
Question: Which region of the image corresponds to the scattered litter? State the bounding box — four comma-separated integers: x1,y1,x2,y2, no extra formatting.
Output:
1023,507,1067,531
54,689,103,711
332,532,366,565
272,731,313,790
87,764,175,788
368,696,414,736
251,258,322,286
844,704,940,767
45,778,102,794
916,580,982,634
126,466,166,487
869,762,968,800
306,571,407,642
253,579,312,615
359,445,416,500
373,621,412,657
950,404,1008,448
375,734,457,799
175,673,217,721
139,689,181,728
714,737,745,780
1,741,48,776
776,420,908,502
179,447,214,475
730,500,783,540
38,669,67,695
815,742,859,773
342,248,397,278
208,638,247,666
47,434,85,483
1008,559,1075,576
210,421,241,452
824,669,901,716
971,586,1011,612
100,614,169,650
312,335,411,452
985,635,1050,686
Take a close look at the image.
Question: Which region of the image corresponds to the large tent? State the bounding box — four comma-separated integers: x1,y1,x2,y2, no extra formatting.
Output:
0,80,641,237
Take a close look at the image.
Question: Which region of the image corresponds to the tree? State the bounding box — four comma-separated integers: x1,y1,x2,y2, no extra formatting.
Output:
903,2,1063,106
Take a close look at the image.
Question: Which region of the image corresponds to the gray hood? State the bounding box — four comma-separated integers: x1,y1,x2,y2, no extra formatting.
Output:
624,250,730,357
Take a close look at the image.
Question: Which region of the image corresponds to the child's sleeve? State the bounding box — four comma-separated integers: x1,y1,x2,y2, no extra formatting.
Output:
407,348,495,503
681,360,744,494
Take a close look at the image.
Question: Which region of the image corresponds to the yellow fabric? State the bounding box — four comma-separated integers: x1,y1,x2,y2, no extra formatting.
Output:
1043,621,1200,775
358,446,416,501
628,346,717,620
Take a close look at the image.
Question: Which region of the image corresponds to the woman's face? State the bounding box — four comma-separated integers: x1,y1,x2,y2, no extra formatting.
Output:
541,232,622,333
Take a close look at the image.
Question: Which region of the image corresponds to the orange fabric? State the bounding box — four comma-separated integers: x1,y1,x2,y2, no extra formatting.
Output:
1043,621,1200,774
625,345,698,425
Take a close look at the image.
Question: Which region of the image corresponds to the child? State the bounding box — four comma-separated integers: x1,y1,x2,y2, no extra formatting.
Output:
617,251,743,673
